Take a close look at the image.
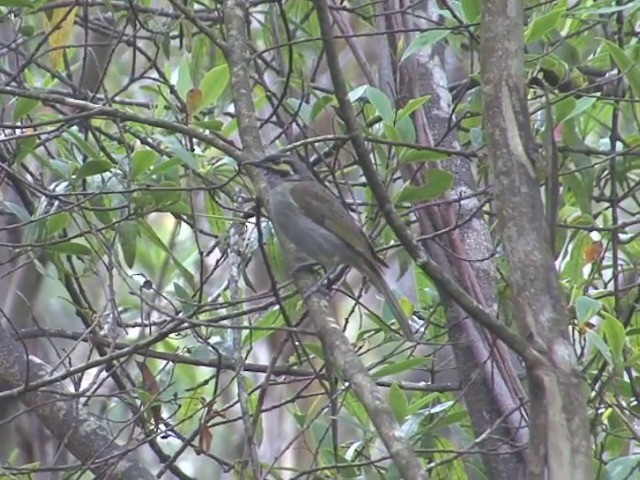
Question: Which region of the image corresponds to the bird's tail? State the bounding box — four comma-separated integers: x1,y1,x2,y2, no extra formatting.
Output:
365,267,415,340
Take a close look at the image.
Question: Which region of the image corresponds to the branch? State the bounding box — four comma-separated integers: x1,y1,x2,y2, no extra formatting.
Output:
0,86,242,159
0,326,155,479
312,0,539,366
310,2,427,479
480,0,592,477
16,327,460,392
221,1,427,478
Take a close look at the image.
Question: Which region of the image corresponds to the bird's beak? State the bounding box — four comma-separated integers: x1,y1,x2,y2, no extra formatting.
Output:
243,152,289,169
243,159,265,168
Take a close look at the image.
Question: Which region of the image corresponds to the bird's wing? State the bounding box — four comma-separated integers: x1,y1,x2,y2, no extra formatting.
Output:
289,182,387,268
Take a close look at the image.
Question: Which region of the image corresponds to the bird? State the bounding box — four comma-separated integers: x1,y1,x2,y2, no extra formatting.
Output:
247,152,414,340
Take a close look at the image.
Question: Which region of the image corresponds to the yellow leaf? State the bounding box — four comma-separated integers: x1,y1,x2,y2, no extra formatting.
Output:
44,6,78,70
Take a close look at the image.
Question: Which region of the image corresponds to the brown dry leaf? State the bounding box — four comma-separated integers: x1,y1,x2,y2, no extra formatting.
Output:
186,88,203,116
136,361,162,425
583,240,603,264
196,422,213,454
195,399,226,454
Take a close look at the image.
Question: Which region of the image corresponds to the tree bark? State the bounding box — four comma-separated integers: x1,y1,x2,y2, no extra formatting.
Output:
480,1,592,478
0,327,155,479
373,1,529,477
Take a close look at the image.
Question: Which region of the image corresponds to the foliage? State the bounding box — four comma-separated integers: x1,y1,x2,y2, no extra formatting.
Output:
0,0,637,478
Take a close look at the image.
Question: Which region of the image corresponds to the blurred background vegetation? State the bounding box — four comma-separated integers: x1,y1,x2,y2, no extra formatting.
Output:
0,0,637,478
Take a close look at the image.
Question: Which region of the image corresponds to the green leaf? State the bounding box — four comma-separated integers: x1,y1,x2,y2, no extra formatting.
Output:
396,169,454,202
1,201,31,223
262,221,288,280
176,384,207,432
310,95,334,121
292,411,306,428
407,392,440,416
89,194,113,225
554,97,577,125
389,383,408,422
382,123,401,143
148,157,182,178
562,174,591,215
342,391,369,427
199,64,230,111
302,342,324,360
401,29,450,63
47,159,72,178
460,0,481,23
149,181,182,206
194,119,224,132
190,35,209,84
365,86,394,123
46,241,93,256
395,115,415,143
310,419,333,452
173,283,190,303
347,84,368,103
174,282,195,315
242,309,283,347
524,4,566,43
575,296,601,322
585,329,612,365
420,399,455,416
175,55,193,98
602,40,640,98
76,160,114,179
139,220,195,287
118,221,138,268
558,96,598,124
600,312,625,361
430,409,469,430
285,98,311,124
161,201,192,215
164,138,198,170
15,136,37,164
560,233,588,284
373,357,428,379
221,117,239,137
66,130,101,161
0,0,33,6
14,98,39,120
575,3,640,15
626,327,640,337
46,212,70,236
469,127,484,148
606,455,640,479
527,54,570,82
131,149,157,179
400,148,448,163
204,194,226,236
380,294,413,329
398,95,431,119
19,24,35,36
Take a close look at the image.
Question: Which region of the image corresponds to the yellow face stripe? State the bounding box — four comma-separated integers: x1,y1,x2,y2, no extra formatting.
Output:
269,162,294,175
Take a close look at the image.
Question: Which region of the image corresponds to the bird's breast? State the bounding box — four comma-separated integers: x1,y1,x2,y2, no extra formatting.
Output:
268,184,344,268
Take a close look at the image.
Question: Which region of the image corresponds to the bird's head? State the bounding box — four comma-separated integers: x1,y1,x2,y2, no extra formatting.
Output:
247,153,313,182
